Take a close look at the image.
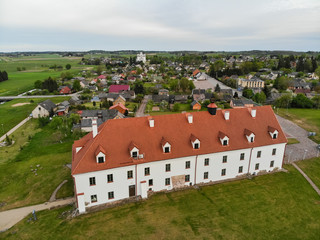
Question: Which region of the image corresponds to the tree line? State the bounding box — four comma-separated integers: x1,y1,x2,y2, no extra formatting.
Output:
0,70,9,82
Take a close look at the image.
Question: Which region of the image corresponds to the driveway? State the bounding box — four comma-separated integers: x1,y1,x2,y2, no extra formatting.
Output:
276,115,319,162
135,95,151,117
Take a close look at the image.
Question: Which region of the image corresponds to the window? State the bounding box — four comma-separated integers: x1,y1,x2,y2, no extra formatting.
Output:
222,155,227,163
185,161,190,169
132,151,138,158
165,163,171,172
250,137,254,142
91,194,97,203
185,175,190,182
270,161,274,168
204,172,208,179
107,174,113,183
239,166,243,173
255,163,259,170
240,153,245,160
272,148,276,156
164,147,170,153
223,140,228,146
149,179,153,186
273,133,277,139
165,178,170,186
127,170,133,179
204,158,209,166
108,191,114,199
145,167,150,176
98,156,104,163
257,151,261,158
194,143,199,149
89,177,96,186
221,169,226,176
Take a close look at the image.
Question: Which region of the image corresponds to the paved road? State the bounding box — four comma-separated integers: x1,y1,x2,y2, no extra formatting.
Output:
276,115,319,162
0,92,80,101
0,197,75,232
135,95,150,117
0,117,31,142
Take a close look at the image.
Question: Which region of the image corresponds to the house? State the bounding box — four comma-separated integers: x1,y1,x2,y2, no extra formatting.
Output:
69,95,82,105
136,52,146,63
59,86,72,94
230,97,258,108
31,99,56,118
113,95,126,106
109,103,129,115
56,100,70,116
97,75,106,80
72,105,287,213
192,69,201,78
158,89,169,96
237,77,264,89
191,100,201,110
91,96,101,102
109,85,130,93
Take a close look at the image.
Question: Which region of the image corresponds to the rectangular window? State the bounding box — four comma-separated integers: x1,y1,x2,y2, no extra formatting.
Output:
89,177,96,186
240,153,245,160
185,161,190,169
165,163,171,172
127,170,133,179
132,151,138,158
221,169,226,176
165,178,170,186
250,137,254,142
145,167,150,176
273,133,277,139
239,166,243,173
149,179,153,186
91,194,97,203
98,156,104,163
194,143,199,149
164,147,170,153
107,174,113,183
270,161,274,168
255,163,260,170
272,148,276,155
222,155,227,163
185,175,190,182
108,191,114,199
204,172,208,179
257,151,261,158
223,140,228,146
204,158,209,166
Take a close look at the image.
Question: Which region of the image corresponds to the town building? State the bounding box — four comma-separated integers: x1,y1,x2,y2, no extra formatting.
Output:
136,52,146,63
237,77,265,89
72,105,287,213
31,99,56,118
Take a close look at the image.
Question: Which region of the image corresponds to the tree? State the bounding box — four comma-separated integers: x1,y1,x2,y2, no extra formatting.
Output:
291,94,313,108
180,77,189,92
312,95,320,109
273,76,289,91
274,94,292,108
134,81,145,94
214,83,221,93
242,87,254,99
311,57,318,72
42,77,58,92
96,65,103,75
315,66,320,78
5,135,12,146
277,55,285,70
188,80,195,91
169,79,179,92
34,80,43,89
173,103,180,112
93,101,96,107
233,92,239,98
73,80,81,92
65,64,71,70
262,85,271,98
253,92,266,104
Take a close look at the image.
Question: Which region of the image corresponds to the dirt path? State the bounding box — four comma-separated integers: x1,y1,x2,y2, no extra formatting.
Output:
0,117,30,142
0,197,75,232
49,180,68,202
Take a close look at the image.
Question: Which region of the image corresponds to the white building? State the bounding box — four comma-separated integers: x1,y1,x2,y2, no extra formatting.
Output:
31,99,56,118
136,52,146,63
72,105,287,213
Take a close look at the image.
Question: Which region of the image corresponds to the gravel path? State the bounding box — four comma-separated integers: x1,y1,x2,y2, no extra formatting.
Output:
49,180,68,202
135,95,150,117
292,163,320,196
276,115,319,162
0,117,31,142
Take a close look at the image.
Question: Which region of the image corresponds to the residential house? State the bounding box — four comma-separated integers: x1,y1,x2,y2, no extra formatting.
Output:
31,99,56,118
158,89,169,96
109,85,130,93
56,100,70,116
69,95,82,105
237,77,264,89
191,100,201,110
59,86,72,94
113,95,126,106
109,103,128,115
230,97,258,108
72,105,287,213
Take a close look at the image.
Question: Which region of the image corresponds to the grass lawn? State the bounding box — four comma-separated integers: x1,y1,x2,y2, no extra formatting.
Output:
0,97,70,135
296,158,320,189
276,108,320,143
1,164,320,239
0,123,74,211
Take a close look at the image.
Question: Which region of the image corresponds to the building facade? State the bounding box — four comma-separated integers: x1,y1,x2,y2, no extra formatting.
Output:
72,106,287,213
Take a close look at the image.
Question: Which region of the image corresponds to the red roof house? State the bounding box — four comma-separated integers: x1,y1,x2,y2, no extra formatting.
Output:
59,86,71,94
109,85,130,93
109,103,128,115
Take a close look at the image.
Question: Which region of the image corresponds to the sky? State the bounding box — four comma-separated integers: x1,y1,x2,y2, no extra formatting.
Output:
0,0,319,52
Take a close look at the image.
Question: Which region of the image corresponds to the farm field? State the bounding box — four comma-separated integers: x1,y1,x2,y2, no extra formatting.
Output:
1,163,320,239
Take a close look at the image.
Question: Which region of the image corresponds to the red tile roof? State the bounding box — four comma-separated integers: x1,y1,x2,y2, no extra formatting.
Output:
72,106,287,175
190,134,198,142
109,103,128,111
193,69,200,76
244,128,254,136
109,85,130,93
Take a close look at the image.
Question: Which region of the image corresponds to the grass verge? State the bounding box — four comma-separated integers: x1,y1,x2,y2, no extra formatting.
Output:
295,158,320,189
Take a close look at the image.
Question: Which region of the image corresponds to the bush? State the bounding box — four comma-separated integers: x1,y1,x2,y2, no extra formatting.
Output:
38,117,50,127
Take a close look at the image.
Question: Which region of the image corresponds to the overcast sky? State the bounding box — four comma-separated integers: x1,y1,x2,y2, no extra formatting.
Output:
0,0,319,52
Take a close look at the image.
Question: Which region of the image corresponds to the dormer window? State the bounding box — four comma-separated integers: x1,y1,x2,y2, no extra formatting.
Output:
132,151,138,158
244,129,255,143
161,137,171,153
190,134,200,149
95,145,106,164
218,131,229,146
268,126,278,139
129,141,139,158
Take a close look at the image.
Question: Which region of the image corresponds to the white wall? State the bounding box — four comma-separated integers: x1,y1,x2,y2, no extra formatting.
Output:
32,105,50,118
73,143,286,211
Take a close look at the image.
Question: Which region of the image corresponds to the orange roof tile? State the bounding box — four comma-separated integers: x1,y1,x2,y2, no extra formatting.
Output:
72,106,287,175
244,128,254,136
218,131,227,139
190,134,198,142
268,126,277,133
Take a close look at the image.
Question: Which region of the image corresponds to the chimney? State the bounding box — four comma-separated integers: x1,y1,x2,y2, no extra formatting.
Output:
207,102,217,115
251,109,256,118
224,111,230,120
149,118,154,128
92,119,98,138
187,114,193,124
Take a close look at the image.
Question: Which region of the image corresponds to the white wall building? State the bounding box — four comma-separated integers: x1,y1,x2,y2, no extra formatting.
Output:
136,52,146,63
31,99,56,118
72,106,287,213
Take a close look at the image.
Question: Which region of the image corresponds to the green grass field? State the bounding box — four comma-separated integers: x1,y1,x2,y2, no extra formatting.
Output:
1,164,320,239
276,108,320,143
0,121,74,210
296,158,320,189
0,97,70,135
